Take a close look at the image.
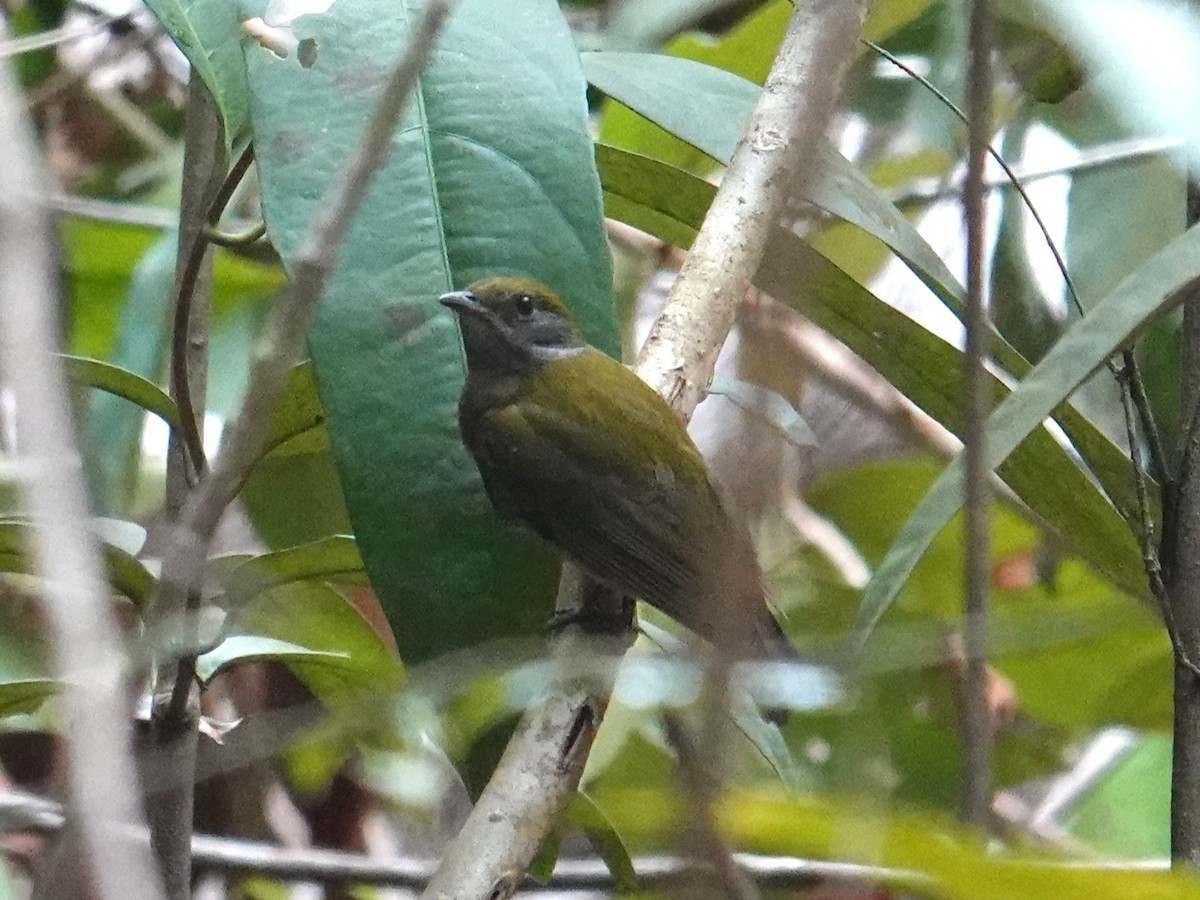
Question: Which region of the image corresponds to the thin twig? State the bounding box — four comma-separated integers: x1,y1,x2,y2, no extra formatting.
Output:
958,0,994,828
0,52,165,900
1116,360,1199,675
868,37,1172,490
663,716,762,900
149,74,226,900
1123,350,1170,492
891,135,1183,206
0,789,924,892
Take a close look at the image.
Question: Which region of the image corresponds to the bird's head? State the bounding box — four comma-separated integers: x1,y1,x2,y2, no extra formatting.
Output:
440,277,586,375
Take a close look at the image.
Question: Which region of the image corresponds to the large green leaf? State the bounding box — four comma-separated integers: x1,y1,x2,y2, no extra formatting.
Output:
595,146,1144,600
140,0,249,146
853,223,1200,649
245,0,615,662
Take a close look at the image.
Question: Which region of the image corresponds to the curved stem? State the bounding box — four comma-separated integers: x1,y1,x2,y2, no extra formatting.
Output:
204,219,267,248
169,143,256,478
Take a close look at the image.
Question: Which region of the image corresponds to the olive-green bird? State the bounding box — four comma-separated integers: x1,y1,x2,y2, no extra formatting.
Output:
441,276,794,660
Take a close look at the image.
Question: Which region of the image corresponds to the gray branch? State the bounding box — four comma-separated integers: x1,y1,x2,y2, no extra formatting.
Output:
634,0,868,419
0,52,165,900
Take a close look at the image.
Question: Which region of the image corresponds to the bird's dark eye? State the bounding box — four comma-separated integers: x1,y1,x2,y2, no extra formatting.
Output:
515,294,535,317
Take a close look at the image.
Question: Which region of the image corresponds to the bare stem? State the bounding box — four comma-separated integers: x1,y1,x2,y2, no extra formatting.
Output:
958,0,994,828
149,74,226,900
1168,183,1200,864
635,1,864,418
168,142,257,480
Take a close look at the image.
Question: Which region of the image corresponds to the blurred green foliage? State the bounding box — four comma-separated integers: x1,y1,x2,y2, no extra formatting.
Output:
2,0,1197,893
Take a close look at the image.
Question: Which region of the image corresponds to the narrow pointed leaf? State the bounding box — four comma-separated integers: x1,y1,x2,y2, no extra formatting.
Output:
196,635,351,682
62,354,179,429
217,535,365,610
594,148,1145,603
852,224,1200,649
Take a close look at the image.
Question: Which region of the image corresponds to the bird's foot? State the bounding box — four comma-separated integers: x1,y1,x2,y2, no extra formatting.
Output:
544,595,635,638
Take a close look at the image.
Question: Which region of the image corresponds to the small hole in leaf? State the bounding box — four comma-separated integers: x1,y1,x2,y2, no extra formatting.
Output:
297,38,318,68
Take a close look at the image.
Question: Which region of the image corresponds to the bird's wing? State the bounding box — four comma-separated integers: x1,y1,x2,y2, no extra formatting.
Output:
468,448,523,523
467,398,718,623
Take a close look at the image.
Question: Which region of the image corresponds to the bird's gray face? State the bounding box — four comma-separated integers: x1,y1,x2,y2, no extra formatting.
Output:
440,287,585,374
